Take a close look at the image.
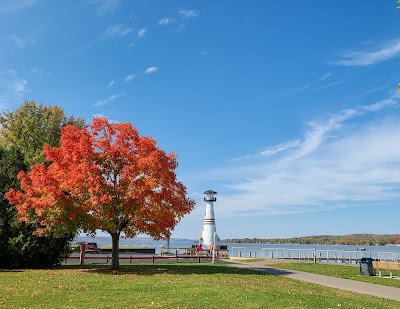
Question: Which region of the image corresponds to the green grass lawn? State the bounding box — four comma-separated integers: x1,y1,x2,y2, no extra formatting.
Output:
266,262,400,288
0,263,399,308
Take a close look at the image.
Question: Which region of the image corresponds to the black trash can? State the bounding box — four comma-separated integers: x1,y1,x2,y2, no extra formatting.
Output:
359,257,374,276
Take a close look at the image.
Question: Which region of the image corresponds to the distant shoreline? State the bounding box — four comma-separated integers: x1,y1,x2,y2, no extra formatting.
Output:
75,233,400,247
223,234,400,246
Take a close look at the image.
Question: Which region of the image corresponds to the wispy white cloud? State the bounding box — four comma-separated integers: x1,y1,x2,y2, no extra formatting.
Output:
202,91,400,218
92,113,108,119
295,108,359,159
0,70,29,110
124,74,137,82
11,34,36,48
360,94,398,112
295,92,399,158
319,73,331,81
352,79,393,100
93,93,122,106
91,114,119,124
137,28,146,39
144,66,158,74
128,28,147,48
180,9,199,19
298,83,311,92
230,140,301,162
30,66,49,79
334,38,400,66
259,140,301,158
96,0,119,15
0,0,39,12
157,10,197,31
176,24,186,32
30,66,46,75
313,80,344,91
73,21,132,54
107,80,114,88
158,18,175,26
13,79,28,93
103,24,134,38
297,73,334,93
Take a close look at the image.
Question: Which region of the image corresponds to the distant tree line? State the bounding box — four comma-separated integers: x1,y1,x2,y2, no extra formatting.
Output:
223,234,400,246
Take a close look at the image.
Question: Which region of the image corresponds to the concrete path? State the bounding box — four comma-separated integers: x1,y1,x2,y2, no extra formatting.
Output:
222,260,400,302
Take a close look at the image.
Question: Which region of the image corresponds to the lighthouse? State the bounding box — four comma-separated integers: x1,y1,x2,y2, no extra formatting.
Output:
201,190,218,249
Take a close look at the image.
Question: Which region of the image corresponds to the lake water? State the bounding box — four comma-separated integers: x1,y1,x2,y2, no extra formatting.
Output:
228,243,400,261
74,236,400,260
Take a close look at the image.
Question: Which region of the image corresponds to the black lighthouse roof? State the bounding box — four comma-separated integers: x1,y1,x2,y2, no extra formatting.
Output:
204,190,217,195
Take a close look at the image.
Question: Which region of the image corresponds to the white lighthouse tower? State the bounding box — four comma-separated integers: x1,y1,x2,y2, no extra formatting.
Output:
201,190,218,249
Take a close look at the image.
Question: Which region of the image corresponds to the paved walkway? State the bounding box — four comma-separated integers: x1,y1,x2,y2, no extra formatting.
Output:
222,260,400,302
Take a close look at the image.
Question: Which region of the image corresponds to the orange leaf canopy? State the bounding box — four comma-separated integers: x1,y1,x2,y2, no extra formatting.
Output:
6,117,195,238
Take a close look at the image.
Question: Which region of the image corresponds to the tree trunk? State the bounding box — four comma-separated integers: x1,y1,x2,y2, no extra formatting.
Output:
111,232,120,270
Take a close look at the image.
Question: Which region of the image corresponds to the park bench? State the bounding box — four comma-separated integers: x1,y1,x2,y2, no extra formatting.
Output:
373,261,400,278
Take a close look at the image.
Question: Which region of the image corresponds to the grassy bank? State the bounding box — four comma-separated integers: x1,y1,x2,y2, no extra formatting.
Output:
1,264,399,308
266,262,400,288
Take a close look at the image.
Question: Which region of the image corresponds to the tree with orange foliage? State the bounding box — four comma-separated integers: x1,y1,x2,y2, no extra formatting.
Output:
6,117,195,269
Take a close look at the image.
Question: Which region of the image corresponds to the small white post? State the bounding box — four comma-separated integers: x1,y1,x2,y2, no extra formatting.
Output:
313,247,316,264
212,232,216,264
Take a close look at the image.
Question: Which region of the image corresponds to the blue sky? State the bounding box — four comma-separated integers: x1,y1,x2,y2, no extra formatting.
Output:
1,0,400,240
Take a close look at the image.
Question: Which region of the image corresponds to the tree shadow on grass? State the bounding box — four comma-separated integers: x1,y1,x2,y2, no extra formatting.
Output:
58,263,297,277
